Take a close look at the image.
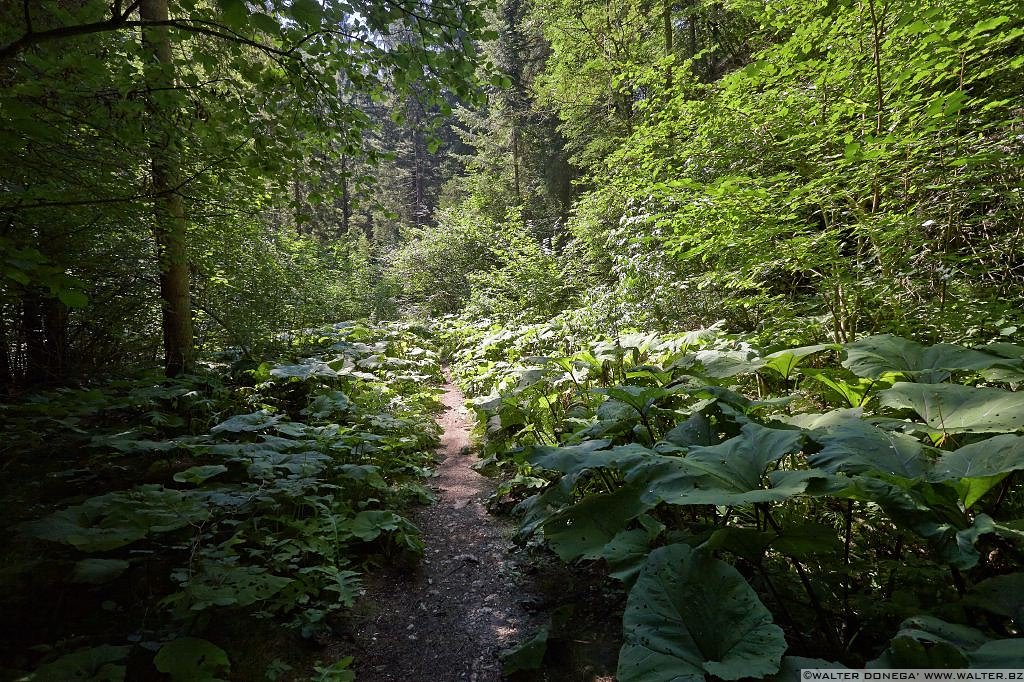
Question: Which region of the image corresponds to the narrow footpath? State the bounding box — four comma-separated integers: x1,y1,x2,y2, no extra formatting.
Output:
349,375,541,681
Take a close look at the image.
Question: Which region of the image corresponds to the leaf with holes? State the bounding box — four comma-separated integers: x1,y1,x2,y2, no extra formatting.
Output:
880,383,1024,433
154,637,230,681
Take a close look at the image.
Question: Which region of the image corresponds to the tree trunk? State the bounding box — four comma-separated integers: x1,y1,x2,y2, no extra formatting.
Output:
340,154,351,235
512,126,521,201
21,291,45,384
140,0,194,377
663,0,673,89
687,1,698,75
43,297,67,382
0,309,10,391
413,131,424,227
293,177,308,234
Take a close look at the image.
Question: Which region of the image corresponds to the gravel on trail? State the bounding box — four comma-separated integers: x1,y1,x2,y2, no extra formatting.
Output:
348,376,543,682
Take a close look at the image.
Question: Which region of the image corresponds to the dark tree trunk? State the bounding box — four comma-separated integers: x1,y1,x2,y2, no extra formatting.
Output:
293,178,308,234
43,297,68,381
0,309,10,391
21,291,45,384
141,0,194,377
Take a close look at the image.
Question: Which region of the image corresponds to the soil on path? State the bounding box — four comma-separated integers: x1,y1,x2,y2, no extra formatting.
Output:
348,376,541,681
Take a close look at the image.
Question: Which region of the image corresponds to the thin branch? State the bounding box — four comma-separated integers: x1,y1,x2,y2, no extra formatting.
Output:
2,138,249,212
1,193,154,211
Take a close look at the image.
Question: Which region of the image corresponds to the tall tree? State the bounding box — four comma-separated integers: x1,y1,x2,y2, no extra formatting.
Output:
140,0,193,376
0,0,494,382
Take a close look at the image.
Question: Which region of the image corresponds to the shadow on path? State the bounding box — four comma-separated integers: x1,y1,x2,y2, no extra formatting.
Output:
349,374,540,681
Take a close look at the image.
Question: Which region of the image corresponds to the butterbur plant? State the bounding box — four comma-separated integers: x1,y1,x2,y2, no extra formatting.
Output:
4,322,443,678
448,319,1024,675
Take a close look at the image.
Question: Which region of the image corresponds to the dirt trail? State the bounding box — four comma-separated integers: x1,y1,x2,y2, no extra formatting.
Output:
349,376,540,681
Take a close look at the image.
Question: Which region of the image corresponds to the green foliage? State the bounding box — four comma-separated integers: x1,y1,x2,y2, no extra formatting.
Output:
154,638,230,682
390,205,573,321
500,623,551,674
618,544,786,682
489,0,1024,340
28,645,130,682
21,485,210,552
311,656,356,682
0,0,495,382
2,322,445,677
447,318,1024,671
880,383,1024,433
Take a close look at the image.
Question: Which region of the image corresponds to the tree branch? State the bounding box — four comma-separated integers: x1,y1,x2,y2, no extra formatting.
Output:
0,0,142,61
0,4,330,62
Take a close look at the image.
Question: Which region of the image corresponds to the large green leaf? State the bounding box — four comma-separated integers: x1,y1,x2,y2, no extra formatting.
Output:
976,343,1024,382
966,573,1024,627
844,335,1004,382
593,384,678,416
809,420,932,478
683,423,803,490
542,481,654,561
693,348,764,378
623,424,814,506
270,361,338,380
617,544,786,682
21,486,209,552
210,410,282,434
837,477,1011,568
596,527,658,584
892,615,990,651
802,368,886,407
880,383,1024,433
969,639,1024,667
70,559,130,585
168,562,292,611
663,411,716,447
30,645,129,681
780,407,863,429
154,637,230,682
763,344,837,381
341,510,414,542
868,615,983,668
173,464,229,485
930,434,1024,480
871,616,1024,668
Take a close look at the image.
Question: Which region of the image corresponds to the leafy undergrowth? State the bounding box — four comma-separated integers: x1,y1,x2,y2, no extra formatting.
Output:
442,315,1024,680
0,322,443,681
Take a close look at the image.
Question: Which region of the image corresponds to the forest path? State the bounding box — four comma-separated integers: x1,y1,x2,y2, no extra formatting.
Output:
348,373,540,681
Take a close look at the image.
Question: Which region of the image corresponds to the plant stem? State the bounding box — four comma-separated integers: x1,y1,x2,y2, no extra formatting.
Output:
761,504,840,653
843,500,854,644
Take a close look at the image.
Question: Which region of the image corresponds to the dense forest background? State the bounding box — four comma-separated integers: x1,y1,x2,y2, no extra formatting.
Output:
3,0,1024,679
4,0,1022,387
